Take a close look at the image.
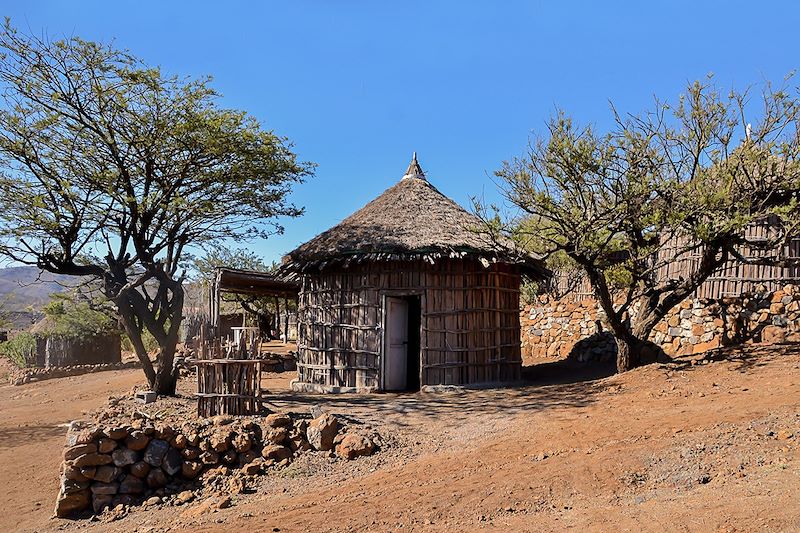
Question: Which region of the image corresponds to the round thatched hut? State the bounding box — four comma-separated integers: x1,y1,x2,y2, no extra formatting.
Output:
281,154,547,392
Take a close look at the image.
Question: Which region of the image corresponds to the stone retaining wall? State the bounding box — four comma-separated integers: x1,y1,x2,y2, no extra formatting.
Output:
8,360,141,386
55,412,379,518
522,284,800,362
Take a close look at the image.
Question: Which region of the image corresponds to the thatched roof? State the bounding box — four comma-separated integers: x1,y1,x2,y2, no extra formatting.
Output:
281,154,547,277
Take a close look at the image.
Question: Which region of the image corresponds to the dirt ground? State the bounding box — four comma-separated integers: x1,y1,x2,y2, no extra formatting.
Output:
1,345,799,532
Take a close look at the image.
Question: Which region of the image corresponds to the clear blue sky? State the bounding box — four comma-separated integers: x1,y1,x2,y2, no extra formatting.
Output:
4,1,798,264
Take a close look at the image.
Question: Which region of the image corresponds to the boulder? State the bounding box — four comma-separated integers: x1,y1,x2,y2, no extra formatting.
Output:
265,413,291,428
112,447,138,467
143,439,170,467
261,444,292,461
335,434,376,460
182,447,200,461
307,414,338,451
77,466,96,481
222,449,238,465
62,461,90,481
265,427,288,445
200,451,220,465
172,434,189,449
242,459,263,475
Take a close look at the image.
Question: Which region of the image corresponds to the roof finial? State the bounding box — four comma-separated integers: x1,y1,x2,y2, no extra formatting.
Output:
402,152,426,181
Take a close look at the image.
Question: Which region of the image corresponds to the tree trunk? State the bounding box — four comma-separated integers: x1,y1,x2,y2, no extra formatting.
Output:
615,336,641,373
153,337,179,395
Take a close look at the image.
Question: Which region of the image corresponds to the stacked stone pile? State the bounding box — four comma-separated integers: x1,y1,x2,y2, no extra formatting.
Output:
521,284,800,363
8,360,141,386
55,411,380,518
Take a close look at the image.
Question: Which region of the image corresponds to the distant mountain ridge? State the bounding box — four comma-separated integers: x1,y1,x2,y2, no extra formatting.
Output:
0,266,74,311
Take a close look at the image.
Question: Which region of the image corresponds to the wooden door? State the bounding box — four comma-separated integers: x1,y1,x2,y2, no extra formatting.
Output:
384,297,409,391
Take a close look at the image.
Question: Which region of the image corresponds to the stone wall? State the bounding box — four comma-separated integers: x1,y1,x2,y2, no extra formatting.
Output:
55,412,379,518
9,360,141,386
521,284,800,362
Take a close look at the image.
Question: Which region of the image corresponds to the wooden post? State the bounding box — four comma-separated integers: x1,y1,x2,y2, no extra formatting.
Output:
283,297,289,344
273,296,281,341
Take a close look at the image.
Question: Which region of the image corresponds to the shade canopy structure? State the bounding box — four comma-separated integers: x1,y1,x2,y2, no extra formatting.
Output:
209,268,300,331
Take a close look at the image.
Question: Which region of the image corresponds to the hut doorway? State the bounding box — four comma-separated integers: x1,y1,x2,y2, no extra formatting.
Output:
383,295,421,392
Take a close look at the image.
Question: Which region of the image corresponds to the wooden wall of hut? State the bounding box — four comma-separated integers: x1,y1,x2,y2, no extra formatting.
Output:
295,259,522,391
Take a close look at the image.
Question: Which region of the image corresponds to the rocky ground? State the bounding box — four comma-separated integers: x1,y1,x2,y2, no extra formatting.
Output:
1,344,799,532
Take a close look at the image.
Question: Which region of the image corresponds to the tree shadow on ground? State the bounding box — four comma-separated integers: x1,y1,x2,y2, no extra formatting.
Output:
261,357,618,432
668,342,799,374
0,423,65,450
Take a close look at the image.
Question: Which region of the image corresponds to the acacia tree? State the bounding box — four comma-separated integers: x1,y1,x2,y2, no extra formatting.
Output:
0,24,312,393
488,78,800,372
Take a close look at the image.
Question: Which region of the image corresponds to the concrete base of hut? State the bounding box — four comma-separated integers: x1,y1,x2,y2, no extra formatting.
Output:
289,379,377,394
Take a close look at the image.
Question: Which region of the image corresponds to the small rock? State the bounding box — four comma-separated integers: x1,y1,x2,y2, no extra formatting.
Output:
162,447,183,476
98,438,118,454
125,431,150,451
335,434,375,460
90,482,119,496
130,461,151,478
119,475,145,494
242,460,263,475
261,444,292,461
64,443,97,461
307,414,338,451
112,447,138,467
175,490,194,505
265,413,292,428
144,496,161,507
182,461,203,479
146,468,168,489
72,453,113,468
143,439,170,467
93,465,120,484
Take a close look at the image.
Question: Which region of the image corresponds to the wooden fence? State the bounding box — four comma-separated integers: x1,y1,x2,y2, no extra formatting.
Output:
191,325,262,417
546,219,800,301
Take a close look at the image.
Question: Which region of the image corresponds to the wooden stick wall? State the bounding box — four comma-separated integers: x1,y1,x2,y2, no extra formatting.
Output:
295,259,522,389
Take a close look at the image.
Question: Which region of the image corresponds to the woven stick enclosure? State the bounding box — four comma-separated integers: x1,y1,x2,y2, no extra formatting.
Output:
193,325,262,417
295,259,522,390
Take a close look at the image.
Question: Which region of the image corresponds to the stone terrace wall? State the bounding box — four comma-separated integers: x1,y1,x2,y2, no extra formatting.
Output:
521,284,800,362
55,412,378,518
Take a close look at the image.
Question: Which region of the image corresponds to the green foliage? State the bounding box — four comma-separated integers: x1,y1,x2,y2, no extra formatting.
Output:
39,293,119,338
492,75,800,370
0,331,35,368
0,22,311,392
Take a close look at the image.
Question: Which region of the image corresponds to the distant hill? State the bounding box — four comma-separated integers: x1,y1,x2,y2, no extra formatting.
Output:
0,266,74,312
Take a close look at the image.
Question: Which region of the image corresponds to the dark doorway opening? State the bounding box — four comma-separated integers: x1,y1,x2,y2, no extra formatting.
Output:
405,295,421,391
